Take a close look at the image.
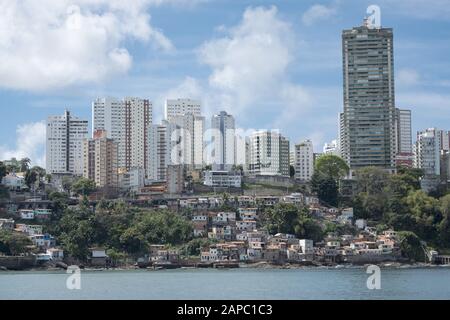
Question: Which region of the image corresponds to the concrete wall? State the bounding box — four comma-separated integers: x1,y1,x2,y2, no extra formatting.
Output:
0,256,36,270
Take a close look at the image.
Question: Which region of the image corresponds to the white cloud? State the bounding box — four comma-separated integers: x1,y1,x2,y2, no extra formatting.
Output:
397,68,420,86
0,0,183,91
0,121,46,167
199,6,295,111
302,3,338,26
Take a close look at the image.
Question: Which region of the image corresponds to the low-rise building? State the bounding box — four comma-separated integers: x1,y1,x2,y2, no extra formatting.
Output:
0,218,15,231
46,248,64,261
1,173,26,190
30,234,56,249
236,220,257,232
19,209,34,220
203,171,242,188
238,208,258,221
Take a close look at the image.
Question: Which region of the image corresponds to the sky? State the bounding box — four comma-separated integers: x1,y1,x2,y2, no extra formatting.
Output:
1,0,450,168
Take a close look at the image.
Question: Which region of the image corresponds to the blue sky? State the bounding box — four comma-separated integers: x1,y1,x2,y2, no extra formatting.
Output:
1,0,450,167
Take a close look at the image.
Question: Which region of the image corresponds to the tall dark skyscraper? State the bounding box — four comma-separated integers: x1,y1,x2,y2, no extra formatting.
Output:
340,18,396,174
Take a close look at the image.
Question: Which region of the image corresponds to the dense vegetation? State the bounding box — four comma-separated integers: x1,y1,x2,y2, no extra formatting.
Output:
310,155,450,250
0,230,32,256
43,197,193,261
261,203,324,242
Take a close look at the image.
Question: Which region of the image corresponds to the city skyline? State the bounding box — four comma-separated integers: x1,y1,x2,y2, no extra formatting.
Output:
2,1,450,167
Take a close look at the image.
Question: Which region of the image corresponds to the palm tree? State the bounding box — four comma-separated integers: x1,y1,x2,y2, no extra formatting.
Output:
19,158,31,172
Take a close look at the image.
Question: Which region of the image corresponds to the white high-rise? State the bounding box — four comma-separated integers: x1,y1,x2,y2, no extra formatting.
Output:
248,130,290,177
164,99,204,169
148,121,182,181
415,128,442,192
165,99,201,120
294,140,314,181
46,110,88,175
92,98,126,167
92,97,152,174
235,135,248,168
395,109,413,154
211,111,235,170
323,140,339,156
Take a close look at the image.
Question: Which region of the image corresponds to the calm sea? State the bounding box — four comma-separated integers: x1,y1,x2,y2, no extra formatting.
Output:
1,267,449,300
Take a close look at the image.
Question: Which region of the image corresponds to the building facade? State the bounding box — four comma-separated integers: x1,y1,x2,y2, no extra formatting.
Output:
83,130,118,189
415,128,442,192
340,20,396,174
248,130,290,177
395,108,413,167
211,111,236,170
46,110,88,175
92,97,152,174
203,171,242,188
323,140,339,156
294,140,314,181
164,99,201,121
165,99,204,169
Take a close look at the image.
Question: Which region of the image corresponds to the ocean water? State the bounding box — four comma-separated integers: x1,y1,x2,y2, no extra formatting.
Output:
0,267,449,300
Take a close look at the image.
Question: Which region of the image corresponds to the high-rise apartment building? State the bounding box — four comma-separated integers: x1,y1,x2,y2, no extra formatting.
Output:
165,99,201,121
92,97,152,174
83,130,118,189
294,140,314,181
395,109,412,154
92,98,126,167
248,130,290,177
211,111,236,170
323,140,339,156
395,108,413,167
147,121,183,181
340,19,396,174
415,128,442,192
124,97,152,172
46,110,88,175
164,99,204,169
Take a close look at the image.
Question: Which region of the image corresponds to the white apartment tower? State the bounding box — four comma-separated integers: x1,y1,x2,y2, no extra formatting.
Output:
248,130,290,177
294,140,314,181
211,111,236,170
415,128,442,192
164,99,204,169
165,99,201,120
395,109,413,154
92,97,152,174
92,98,126,167
147,121,182,181
235,135,248,168
46,110,88,175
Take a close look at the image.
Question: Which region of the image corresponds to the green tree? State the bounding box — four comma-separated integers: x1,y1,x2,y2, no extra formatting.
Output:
0,231,32,256
24,169,38,189
0,161,6,182
311,155,349,207
61,176,74,193
355,167,389,195
289,165,295,178
398,231,425,262
262,203,323,241
314,155,350,181
262,203,301,235
72,177,97,196
311,173,339,206
19,158,31,172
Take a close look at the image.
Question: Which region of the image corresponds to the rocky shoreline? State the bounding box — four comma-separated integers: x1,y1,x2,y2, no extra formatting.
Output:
2,261,449,272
